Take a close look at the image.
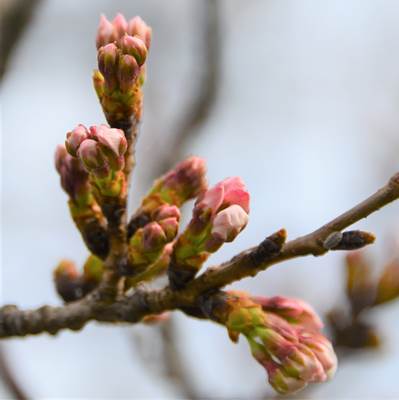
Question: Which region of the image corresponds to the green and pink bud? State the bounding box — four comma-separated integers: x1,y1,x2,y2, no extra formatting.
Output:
54,144,90,204
97,43,119,91
128,157,207,237
252,296,323,332
120,34,147,66
112,13,128,39
127,16,152,49
94,14,151,125
118,54,140,92
149,156,208,208
65,125,90,157
206,291,337,395
169,177,249,288
96,14,117,49
65,124,127,177
128,206,181,273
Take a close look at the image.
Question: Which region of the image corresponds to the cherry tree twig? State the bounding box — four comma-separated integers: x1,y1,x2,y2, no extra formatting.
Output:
1,172,398,338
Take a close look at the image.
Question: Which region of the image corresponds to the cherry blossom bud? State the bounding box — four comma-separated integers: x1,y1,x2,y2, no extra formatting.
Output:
143,222,167,251
206,291,336,395
153,204,181,221
211,204,248,242
220,177,250,213
128,16,152,49
112,13,128,38
118,54,140,92
297,330,338,379
120,34,147,65
195,177,250,217
98,43,119,90
169,178,249,288
252,296,323,332
54,144,90,201
96,14,116,49
78,139,109,178
90,125,127,171
161,156,208,202
263,360,307,394
65,125,90,157
132,156,207,224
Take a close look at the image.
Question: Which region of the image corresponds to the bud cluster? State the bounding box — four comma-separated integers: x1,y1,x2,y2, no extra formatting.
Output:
168,177,250,288
55,144,109,258
55,145,91,206
128,205,181,273
65,124,127,197
93,14,152,125
211,291,337,395
128,157,207,236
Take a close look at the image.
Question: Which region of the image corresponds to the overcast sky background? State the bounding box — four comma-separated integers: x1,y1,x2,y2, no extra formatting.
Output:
2,0,399,398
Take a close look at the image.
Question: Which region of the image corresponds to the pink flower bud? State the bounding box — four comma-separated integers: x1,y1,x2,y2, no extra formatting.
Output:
89,125,125,153
195,184,224,216
98,43,118,80
118,54,140,92
96,14,116,49
298,330,338,379
143,222,167,251
211,204,248,242
158,217,179,242
54,144,89,200
128,16,152,49
77,139,109,178
195,177,250,217
253,296,323,332
162,156,208,201
154,204,181,221
120,34,147,66
112,13,128,39
221,177,250,213
265,361,308,394
65,124,90,156
54,144,69,174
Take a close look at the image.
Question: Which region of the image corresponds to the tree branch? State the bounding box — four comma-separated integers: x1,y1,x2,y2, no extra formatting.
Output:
1,172,398,339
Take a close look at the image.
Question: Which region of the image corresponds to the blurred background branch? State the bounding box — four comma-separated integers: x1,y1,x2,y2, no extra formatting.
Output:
0,0,42,80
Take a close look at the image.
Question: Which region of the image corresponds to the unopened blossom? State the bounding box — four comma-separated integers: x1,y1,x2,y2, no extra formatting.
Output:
168,177,249,288
94,13,151,124
65,124,127,178
54,144,109,258
54,144,90,204
208,291,337,395
129,156,207,235
96,13,152,50
252,295,323,331
128,205,181,273
146,156,208,210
